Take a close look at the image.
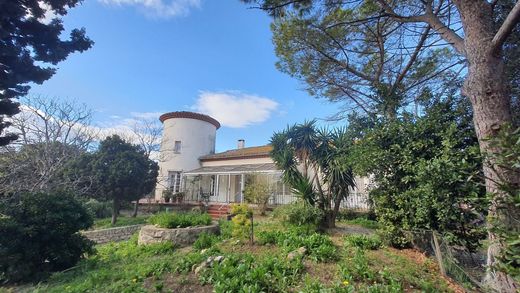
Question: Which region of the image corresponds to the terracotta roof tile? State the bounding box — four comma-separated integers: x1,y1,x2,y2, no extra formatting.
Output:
159,111,221,129
200,145,272,161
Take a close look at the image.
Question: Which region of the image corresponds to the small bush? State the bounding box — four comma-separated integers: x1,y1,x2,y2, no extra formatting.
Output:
230,203,252,216
272,201,323,227
0,192,94,283
193,232,220,250
148,212,212,228
345,234,382,250
218,218,233,239
229,203,253,239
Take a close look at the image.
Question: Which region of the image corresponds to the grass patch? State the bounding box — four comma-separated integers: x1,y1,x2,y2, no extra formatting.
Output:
148,212,212,228
344,234,383,250
342,217,380,229
31,235,177,293
18,217,458,293
92,215,149,229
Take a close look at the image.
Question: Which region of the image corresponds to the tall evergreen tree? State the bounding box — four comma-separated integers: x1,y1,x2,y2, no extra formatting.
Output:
0,0,93,146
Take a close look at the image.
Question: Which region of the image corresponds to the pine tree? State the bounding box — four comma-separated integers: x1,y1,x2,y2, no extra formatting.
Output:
0,0,93,145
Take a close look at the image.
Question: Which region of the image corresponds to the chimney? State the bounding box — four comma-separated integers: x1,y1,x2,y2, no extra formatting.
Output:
237,139,245,149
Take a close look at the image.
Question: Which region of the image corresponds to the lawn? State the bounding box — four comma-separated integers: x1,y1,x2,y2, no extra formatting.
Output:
91,215,150,229
8,216,462,293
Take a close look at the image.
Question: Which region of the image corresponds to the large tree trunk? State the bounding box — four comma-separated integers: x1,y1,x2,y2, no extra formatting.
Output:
457,2,520,291
132,200,139,217
111,198,119,226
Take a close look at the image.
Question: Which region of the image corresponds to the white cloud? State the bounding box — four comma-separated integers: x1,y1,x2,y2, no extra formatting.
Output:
193,91,279,128
98,0,201,18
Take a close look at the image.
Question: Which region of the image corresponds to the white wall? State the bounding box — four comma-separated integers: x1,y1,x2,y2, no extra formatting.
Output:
201,157,272,167
155,118,217,200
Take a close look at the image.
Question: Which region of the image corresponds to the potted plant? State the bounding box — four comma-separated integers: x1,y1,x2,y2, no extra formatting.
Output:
174,192,185,204
162,190,173,203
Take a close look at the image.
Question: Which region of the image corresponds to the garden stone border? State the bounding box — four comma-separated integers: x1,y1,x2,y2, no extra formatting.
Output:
81,224,145,244
138,223,219,247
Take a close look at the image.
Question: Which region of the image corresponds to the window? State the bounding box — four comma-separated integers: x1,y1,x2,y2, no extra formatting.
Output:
168,171,182,193
173,141,181,153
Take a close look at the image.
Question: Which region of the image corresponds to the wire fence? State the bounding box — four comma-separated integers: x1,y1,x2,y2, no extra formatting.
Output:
403,229,486,292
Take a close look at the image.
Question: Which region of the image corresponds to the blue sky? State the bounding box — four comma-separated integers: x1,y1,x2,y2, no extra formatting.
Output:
30,0,342,152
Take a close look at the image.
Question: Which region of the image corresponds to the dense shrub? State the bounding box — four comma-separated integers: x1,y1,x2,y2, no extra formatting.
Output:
344,234,382,250
0,192,94,283
256,228,337,261
148,212,212,228
272,201,323,227
199,253,303,292
348,99,487,249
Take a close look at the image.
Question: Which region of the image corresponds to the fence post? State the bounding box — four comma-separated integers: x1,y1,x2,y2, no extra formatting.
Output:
432,231,446,276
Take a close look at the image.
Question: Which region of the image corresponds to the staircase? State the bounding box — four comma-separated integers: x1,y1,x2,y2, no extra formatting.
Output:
207,204,230,220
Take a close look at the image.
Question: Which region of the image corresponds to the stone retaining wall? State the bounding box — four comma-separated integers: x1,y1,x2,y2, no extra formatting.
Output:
81,224,144,244
138,223,219,247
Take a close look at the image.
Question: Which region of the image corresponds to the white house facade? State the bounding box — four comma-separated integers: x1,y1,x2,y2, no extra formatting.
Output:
154,111,370,209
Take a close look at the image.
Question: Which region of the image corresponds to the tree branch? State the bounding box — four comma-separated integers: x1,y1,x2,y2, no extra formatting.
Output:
491,2,520,55
377,0,466,55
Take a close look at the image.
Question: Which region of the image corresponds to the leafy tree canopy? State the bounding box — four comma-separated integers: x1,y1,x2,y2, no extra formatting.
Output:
70,135,158,224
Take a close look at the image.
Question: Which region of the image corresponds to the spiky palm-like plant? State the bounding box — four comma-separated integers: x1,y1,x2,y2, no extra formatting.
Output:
270,121,356,228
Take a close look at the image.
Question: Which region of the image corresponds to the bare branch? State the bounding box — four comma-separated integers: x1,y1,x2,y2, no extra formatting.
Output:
491,2,520,55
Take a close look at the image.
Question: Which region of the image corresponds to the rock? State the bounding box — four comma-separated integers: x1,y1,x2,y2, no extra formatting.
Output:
194,263,206,275
287,246,307,261
214,255,224,263
205,256,215,265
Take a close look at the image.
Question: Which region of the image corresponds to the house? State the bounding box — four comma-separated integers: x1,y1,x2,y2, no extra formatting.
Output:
154,111,369,209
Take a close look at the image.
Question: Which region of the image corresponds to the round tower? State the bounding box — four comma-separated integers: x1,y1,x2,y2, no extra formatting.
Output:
154,111,220,201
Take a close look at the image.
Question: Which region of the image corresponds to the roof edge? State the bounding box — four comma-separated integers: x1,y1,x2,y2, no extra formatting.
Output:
159,111,221,129
200,153,271,162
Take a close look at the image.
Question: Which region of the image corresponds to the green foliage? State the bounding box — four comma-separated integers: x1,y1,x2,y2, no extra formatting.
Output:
199,253,304,292
266,1,460,120
148,212,212,229
344,234,382,250
218,218,234,239
243,175,271,215
486,125,520,282
349,99,487,249
93,215,149,229
342,218,380,230
0,192,94,283
0,0,93,146
230,203,252,216
83,198,113,218
33,235,176,292
229,203,253,239
193,232,220,250
270,121,356,228
272,201,323,228
68,135,159,224
256,228,337,262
